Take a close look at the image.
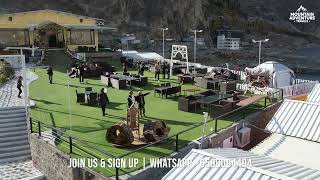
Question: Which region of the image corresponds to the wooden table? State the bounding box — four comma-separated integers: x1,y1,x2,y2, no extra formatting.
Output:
182,88,201,95
236,95,265,107
195,94,233,113
154,86,171,98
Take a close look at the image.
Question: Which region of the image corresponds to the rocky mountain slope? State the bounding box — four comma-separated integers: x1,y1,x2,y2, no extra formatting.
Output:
1,0,319,40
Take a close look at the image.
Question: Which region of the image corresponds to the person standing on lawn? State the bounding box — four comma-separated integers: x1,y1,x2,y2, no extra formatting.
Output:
127,91,135,109
135,91,150,117
162,61,167,79
47,66,53,84
78,63,85,83
154,61,161,81
17,76,23,98
98,88,109,116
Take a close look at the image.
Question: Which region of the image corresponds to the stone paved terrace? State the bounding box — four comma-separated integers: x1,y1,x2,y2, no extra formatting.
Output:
0,161,43,180
0,70,38,108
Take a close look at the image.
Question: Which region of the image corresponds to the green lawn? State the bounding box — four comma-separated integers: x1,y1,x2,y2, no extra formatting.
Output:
29,57,267,176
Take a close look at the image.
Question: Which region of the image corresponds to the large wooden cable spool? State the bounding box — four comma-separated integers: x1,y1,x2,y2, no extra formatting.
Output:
106,122,134,146
143,120,170,142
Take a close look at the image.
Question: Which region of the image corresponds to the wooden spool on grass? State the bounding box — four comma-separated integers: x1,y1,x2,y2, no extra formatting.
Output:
143,120,170,142
106,122,134,146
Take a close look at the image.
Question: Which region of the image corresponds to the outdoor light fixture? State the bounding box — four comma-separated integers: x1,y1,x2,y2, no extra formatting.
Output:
191,29,203,69
252,38,270,65
161,27,169,59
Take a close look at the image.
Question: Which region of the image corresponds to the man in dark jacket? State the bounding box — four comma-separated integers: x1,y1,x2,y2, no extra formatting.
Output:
47,66,53,84
135,91,150,117
17,76,23,98
78,64,85,83
127,91,135,109
98,88,109,116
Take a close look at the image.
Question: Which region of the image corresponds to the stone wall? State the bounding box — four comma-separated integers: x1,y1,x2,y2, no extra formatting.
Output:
29,134,109,180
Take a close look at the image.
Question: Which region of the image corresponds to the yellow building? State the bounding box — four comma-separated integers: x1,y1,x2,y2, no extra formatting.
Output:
0,9,113,51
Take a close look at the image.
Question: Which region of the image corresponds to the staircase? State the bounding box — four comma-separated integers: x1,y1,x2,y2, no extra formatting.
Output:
0,107,30,163
0,107,44,179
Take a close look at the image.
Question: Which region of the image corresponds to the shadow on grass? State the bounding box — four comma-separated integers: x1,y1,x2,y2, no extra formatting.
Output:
140,116,199,126
31,98,62,106
34,107,115,123
54,82,81,88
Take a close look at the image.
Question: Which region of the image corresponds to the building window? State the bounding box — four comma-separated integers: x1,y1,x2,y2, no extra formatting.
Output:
8,17,13,21
80,19,83,23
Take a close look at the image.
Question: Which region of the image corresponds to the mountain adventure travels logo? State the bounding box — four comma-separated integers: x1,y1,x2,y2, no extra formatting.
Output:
289,5,315,23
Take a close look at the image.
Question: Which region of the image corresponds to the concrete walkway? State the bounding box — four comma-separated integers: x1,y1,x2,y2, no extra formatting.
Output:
0,161,44,180
0,69,38,108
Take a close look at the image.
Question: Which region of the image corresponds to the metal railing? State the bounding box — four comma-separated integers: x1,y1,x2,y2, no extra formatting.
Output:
29,89,282,179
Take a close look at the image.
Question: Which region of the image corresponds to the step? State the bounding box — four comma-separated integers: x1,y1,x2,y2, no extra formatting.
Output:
0,106,25,111
0,117,26,124
0,149,31,159
0,113,25,119
0,139,29,148
0,154,31,163
0,121,26,128
0,108,26,115
0,130,28,138
0,144,30,153
0,125,27,133
0,134,28,143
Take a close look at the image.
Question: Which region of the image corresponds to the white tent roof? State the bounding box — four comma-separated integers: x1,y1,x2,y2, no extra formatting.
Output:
246,61,294,76
255,61,294,76
122,51,163,61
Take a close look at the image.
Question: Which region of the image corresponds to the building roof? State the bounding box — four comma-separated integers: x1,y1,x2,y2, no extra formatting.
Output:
266,99,320,143
251,133,320,170
307,83,320,104
162,148,320,180
27,21,116,31
0,9,104,21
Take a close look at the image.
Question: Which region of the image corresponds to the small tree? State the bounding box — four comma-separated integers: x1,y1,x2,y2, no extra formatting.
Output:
0,61,14,85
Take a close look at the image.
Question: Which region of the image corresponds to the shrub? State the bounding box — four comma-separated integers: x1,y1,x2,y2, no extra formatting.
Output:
0,61,14,85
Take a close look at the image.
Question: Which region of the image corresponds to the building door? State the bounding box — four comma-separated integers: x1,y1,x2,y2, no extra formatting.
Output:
48,34,57,47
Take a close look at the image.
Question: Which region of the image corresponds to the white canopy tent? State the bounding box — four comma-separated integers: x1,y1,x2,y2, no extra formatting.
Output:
121,51,163,62
245,61,295,88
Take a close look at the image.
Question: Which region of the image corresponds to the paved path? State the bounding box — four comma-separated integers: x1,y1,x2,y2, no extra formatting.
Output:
0,161,43,180
0,68,43,179
0,69,38,108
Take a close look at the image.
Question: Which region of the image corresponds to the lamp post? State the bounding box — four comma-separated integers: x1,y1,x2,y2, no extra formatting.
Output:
252,39,269,65
191,29,203,64
161,28,168,60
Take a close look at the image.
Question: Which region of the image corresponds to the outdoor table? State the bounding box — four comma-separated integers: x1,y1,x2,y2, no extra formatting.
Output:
182,88,201,95
111,74,139,86
195,94,233,113
84,91,97,103
236,95,265,107
177,74,194,84
154,86,171,98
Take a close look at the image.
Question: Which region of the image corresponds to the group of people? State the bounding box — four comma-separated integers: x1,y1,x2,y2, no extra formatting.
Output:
16,66,53,98
127,90,150,117
96,89,150,117
154,61,170,81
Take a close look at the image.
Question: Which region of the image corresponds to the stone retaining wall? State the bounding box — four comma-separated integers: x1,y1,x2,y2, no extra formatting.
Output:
29,134,109,180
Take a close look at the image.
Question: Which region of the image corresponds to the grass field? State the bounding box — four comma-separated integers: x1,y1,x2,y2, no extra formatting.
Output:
29,55,265,176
